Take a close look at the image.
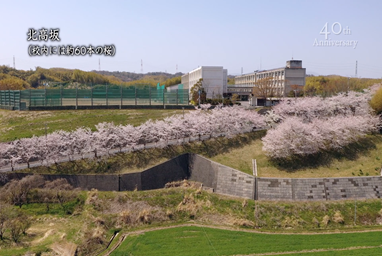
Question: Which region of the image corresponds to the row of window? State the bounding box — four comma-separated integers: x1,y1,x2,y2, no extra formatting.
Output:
236,70,286,84
227,88,252,92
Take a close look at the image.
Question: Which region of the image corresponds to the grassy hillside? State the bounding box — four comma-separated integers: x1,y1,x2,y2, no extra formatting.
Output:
210,134,382,178
0,65,183,90
2,186,382,256
304,76,382,96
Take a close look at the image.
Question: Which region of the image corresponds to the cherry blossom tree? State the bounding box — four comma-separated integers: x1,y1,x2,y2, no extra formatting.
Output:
0,106,266,170
262,89,381,159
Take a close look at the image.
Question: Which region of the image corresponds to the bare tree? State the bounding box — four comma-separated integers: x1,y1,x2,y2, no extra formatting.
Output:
44,178,77,213
290,84,304,97
231,94,240,104
0,203,12,240
252,77,277,99
1,175,45,208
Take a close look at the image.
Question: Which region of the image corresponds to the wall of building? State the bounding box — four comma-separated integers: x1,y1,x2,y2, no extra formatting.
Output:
181,73,189,90
183,66,227,98
223,69,228,94
285,68,306,94
188,67,202,94
201,67,225,98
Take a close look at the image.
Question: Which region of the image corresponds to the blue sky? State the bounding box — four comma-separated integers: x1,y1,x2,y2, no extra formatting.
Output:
1,0,381,78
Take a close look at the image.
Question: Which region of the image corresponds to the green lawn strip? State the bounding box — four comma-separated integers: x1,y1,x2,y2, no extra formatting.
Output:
286,246,382,256
0,246,48,256
110,226,382,256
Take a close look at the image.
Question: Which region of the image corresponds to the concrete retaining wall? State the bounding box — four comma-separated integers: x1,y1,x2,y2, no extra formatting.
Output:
188,154,254,199
257,177,382,201
140,153,189,190
1,173,120,191
188,153,218,190
0,155,189,192
1,154,382,201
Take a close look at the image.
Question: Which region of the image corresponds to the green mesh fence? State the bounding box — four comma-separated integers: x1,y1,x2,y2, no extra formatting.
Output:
0,85,189,110
0,90,21,110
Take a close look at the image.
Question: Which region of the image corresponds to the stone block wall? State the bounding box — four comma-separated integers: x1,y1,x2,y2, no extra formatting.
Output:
257,178,293,201
215,164,254,199
257,177,382,201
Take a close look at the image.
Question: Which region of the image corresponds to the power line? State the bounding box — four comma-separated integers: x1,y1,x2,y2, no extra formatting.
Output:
201,226,219,256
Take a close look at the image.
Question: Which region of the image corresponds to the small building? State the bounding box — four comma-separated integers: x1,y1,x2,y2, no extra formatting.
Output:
182,66,227,99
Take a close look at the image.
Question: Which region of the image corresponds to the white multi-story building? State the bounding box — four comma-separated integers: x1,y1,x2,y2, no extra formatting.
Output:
181,66,227,98
234,60,306,97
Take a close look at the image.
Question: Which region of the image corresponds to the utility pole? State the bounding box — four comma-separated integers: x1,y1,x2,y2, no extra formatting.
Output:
347,77,350,96
13,56,15,69
355,60,358,77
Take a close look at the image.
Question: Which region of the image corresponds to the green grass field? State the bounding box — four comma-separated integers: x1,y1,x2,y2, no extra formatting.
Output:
0,108,187,142
111,226,382,256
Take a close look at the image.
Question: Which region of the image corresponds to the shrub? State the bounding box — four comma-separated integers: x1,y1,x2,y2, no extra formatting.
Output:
0,175,45,207
370,86,382,114
137,209,152,224
119,210,132,225
333,211,345,224
321,215,330,227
